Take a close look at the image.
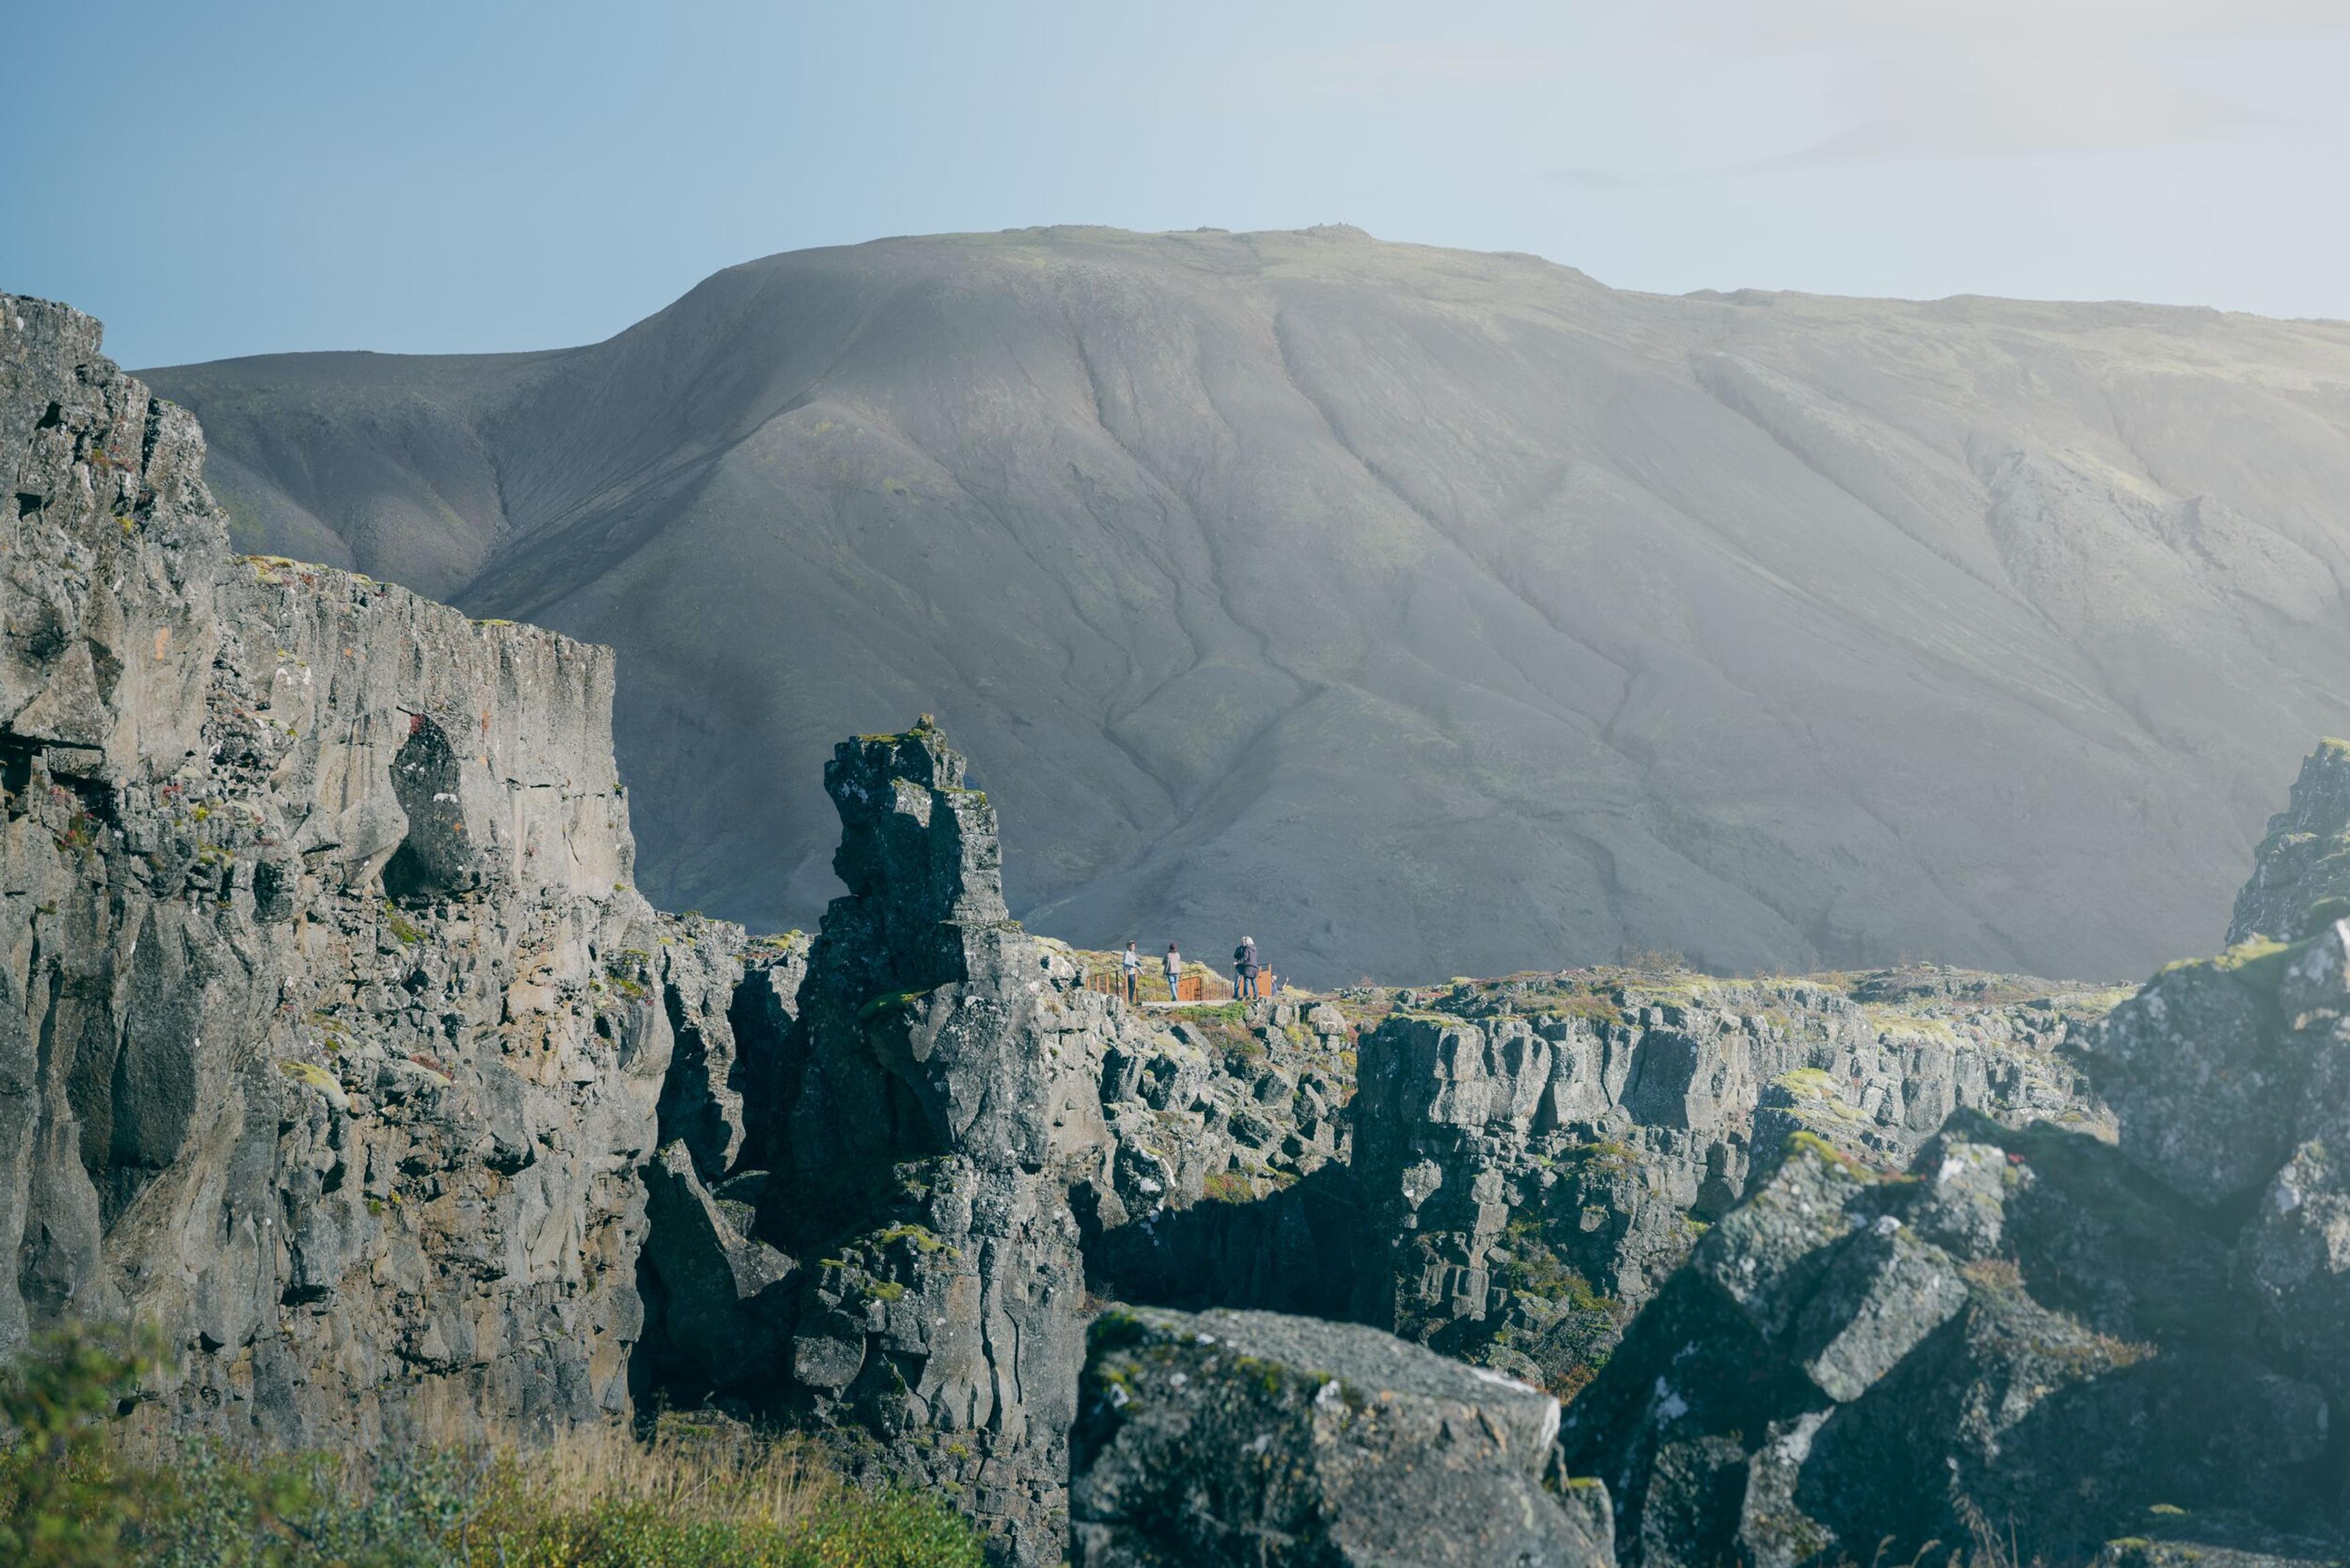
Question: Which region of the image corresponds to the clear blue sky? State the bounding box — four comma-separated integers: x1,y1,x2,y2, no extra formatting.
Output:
7,0,2346,368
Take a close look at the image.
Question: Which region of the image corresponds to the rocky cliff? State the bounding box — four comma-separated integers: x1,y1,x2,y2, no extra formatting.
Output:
1346,969,2113,1394
623,724,1366,1562
0,294,676,1444
742,725,1113,1561
0,291,1399,1562
1555,744,2350,1566
2229,737,2350,944
28,280,2350,1566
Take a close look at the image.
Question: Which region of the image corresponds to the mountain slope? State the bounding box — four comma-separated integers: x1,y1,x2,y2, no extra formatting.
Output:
143,225,2350,983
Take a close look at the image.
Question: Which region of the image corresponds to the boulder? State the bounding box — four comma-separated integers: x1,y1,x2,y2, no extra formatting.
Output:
1563,1120,2341,1567
2084,942,2310,1207
1071,1305,1613,1568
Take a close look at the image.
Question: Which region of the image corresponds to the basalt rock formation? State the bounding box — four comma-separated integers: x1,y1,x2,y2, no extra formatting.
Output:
1558,806,2350,1564
1560,1119,2338,1566
2,286,1259,1564
623,726,1367,1562
4,294,1152,1533
1347,970,2109,1394
34,280,2350,1567
2229,737,2350,944
0,294,674,1444
740,724,1113,1562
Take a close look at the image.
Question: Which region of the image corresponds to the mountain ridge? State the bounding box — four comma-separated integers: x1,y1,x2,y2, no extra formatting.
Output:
141,225,2350,984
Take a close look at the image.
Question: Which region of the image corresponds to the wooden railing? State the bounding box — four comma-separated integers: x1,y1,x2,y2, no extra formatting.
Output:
1082,968,1275,1002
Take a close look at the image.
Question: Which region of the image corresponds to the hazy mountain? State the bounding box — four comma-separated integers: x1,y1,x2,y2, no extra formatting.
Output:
144,225,2350,984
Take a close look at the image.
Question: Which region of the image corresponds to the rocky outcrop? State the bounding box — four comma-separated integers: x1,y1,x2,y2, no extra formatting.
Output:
1561,1119,2334,1566
0,294,676,1444
2229,738,2350,944
1348,969,2108,1394
2104,921,2350,1421
1078,996,1362,1318
613,724,1389,1561
0,282,1333,1551
1072,1305,1614,1567
1560,851,2350,1563
755,725,1109,1564
591,724,1127,1562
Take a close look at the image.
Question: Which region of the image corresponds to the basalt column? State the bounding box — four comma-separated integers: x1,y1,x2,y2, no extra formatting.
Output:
759,722,1114,1566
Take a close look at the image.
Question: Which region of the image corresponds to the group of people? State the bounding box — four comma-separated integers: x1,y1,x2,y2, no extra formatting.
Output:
1119,935,1264,1004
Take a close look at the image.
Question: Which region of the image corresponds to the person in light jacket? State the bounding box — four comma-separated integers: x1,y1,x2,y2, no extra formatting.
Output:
1163,942,1183,1002
1121,941,1141,1004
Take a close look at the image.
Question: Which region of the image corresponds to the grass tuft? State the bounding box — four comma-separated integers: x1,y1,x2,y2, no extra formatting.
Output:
2,1323,982,1568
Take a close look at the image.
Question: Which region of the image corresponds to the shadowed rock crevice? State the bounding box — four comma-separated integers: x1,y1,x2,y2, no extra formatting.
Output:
1076,1161,1364,1322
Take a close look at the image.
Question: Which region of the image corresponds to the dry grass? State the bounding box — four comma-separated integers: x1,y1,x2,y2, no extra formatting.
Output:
492,1415,841,1534
57,1376,980,1568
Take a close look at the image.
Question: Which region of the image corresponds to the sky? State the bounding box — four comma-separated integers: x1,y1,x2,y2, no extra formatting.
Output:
6,0,2348,368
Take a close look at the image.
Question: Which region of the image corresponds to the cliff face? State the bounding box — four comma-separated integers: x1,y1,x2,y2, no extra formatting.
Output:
1344,970,2108,1393
0,295,1367,1557
754,727,1110,1561
0,294,674,1443
2229,737,2350,944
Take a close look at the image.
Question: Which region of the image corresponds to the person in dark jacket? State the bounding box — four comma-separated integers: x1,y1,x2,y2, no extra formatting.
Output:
1234,935,1259,1000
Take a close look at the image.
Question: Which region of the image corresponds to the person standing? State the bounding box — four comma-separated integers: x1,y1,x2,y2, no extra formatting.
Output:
1234,935,1259,1001
1121,941,1141,1005
1163,941,1182,1002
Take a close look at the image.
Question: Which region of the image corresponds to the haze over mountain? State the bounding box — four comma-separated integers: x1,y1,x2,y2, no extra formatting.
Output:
144,225,2350,985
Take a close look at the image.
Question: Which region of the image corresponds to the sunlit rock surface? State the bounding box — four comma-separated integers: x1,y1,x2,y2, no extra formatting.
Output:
0,293,673,1444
